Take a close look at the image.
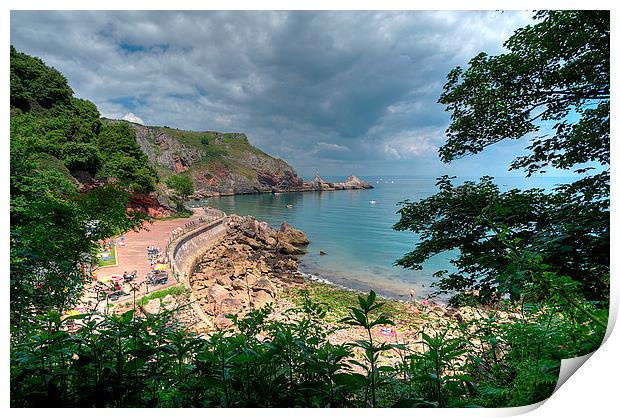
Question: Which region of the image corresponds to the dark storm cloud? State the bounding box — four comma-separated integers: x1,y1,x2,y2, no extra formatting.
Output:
10,10,533,176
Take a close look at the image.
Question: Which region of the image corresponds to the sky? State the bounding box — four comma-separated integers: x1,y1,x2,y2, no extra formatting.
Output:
10,10,573,179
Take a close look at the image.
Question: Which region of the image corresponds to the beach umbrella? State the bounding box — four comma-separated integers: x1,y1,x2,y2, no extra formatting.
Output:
153,264,167,271
61,309,82,320
100,275,123,283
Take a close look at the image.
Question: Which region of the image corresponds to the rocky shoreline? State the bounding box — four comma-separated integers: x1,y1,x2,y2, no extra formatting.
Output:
109,213,519,368
189,174,374,199
189,215,310,330
183,214,513,335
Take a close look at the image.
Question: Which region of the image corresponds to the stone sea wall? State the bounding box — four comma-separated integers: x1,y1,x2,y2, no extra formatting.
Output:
164,212,308,331
168,215,228,327
170,218,227,286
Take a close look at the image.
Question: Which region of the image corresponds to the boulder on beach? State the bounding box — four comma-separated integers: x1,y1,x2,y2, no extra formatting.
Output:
279,221,309,246
252,278,277,297
278,240,305,255
232,278,248,291
214,315,234,330
252,290,274,309
220,297,244,315
207,284,230,303
143,299,161,315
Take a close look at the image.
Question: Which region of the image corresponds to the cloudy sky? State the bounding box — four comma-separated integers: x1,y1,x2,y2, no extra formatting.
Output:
11,10,553,178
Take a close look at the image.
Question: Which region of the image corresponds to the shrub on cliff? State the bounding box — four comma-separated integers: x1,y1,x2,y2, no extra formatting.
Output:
98,122,159,192
165,174,194,200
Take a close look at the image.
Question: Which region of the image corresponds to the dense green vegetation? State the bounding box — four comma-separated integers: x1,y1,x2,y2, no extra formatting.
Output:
11,46,158,193
165,174,194,200
9,10,609,409
97,122,159,192
10,288,602,407
164,174,194,213
10,47,152,330
396,10,609,306
394,7,609,401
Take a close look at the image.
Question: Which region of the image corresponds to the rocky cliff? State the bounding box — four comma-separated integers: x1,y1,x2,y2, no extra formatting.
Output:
104,119,372,199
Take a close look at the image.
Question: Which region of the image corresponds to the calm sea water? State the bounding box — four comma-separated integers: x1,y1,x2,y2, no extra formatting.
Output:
190,176,575,301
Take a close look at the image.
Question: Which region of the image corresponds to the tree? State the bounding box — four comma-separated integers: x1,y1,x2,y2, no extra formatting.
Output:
10,45,73,112
9,48,150,330
438,11,609,176
98,122,159,192
165,174,194,201
10,139,146,330
395,11,609,305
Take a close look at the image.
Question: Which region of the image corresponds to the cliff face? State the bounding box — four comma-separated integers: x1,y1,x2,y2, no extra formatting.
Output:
105,119,372,199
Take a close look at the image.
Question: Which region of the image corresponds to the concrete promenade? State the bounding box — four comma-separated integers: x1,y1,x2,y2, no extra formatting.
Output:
96,209,205,281
89,208,225,308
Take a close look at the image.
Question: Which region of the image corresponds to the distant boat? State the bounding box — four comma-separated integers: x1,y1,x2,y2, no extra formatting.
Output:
274,192,282,195
369,200,377,205
286,204,293,208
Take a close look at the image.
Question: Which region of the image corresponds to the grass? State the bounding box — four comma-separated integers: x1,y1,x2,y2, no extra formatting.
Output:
282,282,421,324
160,127,219,148
158,210,193,221
151,125,296,185
97,245,117,267
137,285,188,307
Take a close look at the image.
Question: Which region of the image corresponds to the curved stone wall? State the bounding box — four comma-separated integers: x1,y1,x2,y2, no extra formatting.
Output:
167,216,228,327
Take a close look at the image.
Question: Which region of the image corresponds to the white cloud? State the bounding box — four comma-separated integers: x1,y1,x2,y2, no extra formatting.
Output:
122,112,145,125
10,10,535,176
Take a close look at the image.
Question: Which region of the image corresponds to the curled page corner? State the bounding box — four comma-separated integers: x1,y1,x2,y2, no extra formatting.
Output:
494,400,546,417
553,352,595,394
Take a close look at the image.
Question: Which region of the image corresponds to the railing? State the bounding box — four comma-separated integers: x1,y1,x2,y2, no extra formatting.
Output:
164,208,226,282
165,208,228,329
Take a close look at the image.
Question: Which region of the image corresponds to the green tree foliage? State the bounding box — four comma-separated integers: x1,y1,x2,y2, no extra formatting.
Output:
395,11,609,305
98,122,159,192
10,46,73,111
438,11,609,174
10,48,150,329
165,174,194,200
10,140,146,331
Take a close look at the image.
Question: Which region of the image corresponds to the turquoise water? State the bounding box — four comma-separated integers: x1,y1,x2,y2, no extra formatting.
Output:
190,176,575,301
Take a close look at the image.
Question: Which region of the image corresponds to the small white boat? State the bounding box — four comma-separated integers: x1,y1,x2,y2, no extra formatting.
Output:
369,200,376,205
286,204,293,208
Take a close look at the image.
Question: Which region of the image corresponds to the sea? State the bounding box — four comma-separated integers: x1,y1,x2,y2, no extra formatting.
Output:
189,176,576,302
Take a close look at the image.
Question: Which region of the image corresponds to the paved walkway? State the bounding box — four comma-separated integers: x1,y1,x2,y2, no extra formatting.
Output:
96,209,206,281
84,208,221,308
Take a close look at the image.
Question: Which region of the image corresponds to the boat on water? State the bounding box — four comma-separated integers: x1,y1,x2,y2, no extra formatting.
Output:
286,204,293,208
369,200,377,204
